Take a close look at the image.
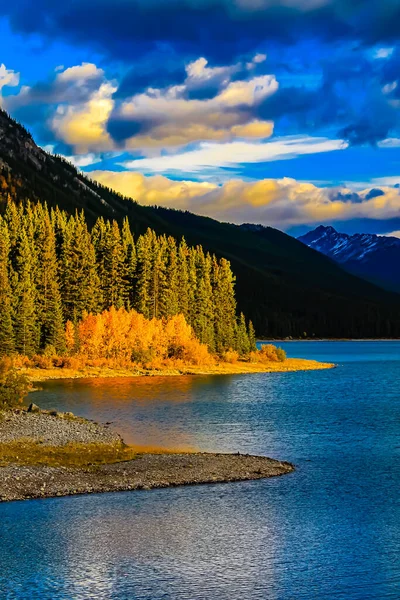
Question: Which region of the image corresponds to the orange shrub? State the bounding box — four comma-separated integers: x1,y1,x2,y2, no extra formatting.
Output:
31,355,53,369
223,349,239,364
250,344,287,363
65,308,214,367
12,354,33,369
60,356,85,370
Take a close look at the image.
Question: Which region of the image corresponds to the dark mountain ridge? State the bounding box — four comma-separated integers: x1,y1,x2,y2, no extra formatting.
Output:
1,108,400,338
298,225,400,294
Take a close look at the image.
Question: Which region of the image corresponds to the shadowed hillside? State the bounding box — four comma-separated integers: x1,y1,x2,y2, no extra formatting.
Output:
1,108,400,338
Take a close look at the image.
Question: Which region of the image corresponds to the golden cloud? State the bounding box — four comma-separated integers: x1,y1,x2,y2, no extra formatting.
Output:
90,170,400,227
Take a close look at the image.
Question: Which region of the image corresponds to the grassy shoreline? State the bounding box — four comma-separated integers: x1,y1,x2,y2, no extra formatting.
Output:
24,357,334,383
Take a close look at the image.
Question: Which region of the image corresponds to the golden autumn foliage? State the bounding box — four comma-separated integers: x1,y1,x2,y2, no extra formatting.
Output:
223,349,240,364
250,344,287,363
65,307,214,367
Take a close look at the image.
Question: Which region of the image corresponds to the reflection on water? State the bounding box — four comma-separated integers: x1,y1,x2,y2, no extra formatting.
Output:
1,342,400,599
31,374,242,450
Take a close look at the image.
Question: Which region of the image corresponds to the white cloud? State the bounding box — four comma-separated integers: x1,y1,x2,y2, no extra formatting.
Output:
370,176,400,186
0,64,19,97
377,138,400,148
57,62,104,84
115,68,278,149
373,47,394,59
121,136,347,175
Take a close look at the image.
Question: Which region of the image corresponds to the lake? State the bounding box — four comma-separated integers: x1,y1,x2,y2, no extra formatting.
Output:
1,341,399,599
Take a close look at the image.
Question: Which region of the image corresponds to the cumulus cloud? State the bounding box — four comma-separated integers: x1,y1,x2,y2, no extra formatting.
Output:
108,56,277,149
90,170,400,228
50,80,116,153
0,64,19,97
4,56,278,153
5,63,105,111
3,63,116,153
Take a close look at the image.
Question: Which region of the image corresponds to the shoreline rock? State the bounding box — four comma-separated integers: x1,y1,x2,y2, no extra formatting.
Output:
0,408,122,446
0,453,295,502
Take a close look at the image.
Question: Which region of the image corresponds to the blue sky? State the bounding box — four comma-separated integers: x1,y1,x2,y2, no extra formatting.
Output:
1,1,400,236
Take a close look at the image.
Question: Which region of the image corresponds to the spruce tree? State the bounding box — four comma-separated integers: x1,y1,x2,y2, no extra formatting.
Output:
236,312,251,356
248,320,257,351
121,218,137,309
186,247,198,329
135,229,153,319
0,219,15,355
150,234,167,319
162,236,179,317
177,238,190,319
59,212,102,321
13,227,39,356
212,257,237,354
94,220,125,309
193,250,215,350
35,208,66,353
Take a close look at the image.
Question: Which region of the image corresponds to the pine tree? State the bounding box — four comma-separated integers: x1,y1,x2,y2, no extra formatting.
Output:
98,220,125,309
213,257,237,354
121,218,137,309
161,236,179,317
59,212,102,321
248,320,257,351
149,234,167,319
35,207,66,353
186,246,198,328
0,218,15,355
236,312,250,356
177,238,190,319
193,250,215,350
13,227,39,356
135,229,153,318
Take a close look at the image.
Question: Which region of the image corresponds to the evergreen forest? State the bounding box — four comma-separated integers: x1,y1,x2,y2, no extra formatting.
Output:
0,200,256,361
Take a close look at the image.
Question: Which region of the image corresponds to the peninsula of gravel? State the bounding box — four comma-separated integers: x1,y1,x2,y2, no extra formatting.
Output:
0,407,294,502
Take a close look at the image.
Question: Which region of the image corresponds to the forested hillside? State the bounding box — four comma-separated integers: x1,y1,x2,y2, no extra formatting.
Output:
1,108,400,338
0,201,254,358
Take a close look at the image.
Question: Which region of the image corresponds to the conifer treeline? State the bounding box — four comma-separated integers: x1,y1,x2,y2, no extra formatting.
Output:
0,200,256,358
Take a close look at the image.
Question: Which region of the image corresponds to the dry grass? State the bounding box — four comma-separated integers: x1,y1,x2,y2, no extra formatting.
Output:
23,358,334,383
0,439,137,468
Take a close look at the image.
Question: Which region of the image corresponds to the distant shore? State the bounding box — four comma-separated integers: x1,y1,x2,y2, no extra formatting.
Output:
0,408,294,502
259,338,400,342
24,357,334,383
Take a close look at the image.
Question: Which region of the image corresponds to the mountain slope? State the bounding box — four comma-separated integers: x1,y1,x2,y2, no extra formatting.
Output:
298,225,400,293
1,108,400,338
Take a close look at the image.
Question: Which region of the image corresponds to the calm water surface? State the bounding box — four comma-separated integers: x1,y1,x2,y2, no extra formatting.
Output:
1,341,399,599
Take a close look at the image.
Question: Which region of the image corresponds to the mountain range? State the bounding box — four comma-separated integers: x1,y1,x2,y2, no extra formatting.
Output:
298,226,400,294
1,108,400,338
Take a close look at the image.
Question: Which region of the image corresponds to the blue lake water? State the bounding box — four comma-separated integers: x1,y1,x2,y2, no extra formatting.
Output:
1,341,399,599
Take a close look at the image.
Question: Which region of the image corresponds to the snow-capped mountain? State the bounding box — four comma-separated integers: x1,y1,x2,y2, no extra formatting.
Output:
298,226,400,293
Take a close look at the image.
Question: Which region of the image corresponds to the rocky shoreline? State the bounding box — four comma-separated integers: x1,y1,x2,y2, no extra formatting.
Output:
0,452,294,502
0,408,294,502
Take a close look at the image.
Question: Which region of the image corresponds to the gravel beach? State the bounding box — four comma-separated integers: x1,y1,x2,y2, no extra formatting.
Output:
0,453,294,502
0,409,122,446
0,408,294,502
